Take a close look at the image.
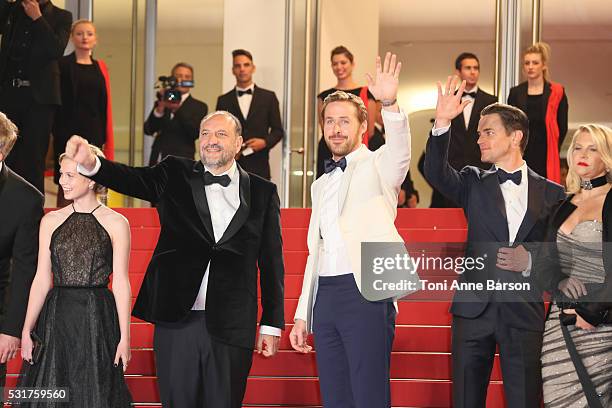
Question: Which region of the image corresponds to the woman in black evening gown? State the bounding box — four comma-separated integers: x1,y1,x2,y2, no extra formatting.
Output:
18,146,132,407
54,19,113,207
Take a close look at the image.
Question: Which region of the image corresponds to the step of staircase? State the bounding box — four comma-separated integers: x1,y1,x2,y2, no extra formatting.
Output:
8,208,509,407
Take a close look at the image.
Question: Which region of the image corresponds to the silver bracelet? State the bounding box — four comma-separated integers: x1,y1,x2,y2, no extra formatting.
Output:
381,99,397,107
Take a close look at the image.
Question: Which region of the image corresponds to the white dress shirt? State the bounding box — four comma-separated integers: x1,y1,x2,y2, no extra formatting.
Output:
496,161,529,245
461,86,478,128
317,146,365,277
236,84,255,118
191,161,241,310
78,157,281,336
431,125,532,276
0,161,3,172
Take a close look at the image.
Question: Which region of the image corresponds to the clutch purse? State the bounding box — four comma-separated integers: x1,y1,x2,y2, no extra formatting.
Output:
559,309,577,326
30,331,44,365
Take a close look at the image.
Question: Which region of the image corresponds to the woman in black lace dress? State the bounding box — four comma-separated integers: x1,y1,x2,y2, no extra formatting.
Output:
18,145,132,407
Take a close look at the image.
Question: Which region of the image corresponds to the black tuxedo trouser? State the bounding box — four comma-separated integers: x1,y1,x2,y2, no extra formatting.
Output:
1,87,56,194
153,311,253,408
452,302,543,408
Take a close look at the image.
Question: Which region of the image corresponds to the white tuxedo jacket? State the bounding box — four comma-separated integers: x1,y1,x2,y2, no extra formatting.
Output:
294,110,418,332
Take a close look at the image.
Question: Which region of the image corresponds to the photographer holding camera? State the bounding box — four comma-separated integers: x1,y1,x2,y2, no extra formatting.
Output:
145,62,208,166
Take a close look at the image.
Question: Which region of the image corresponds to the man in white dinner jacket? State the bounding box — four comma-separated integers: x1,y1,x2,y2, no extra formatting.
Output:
289,52,418,408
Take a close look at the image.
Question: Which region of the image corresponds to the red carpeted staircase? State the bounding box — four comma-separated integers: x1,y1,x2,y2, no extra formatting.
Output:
5,208,510,407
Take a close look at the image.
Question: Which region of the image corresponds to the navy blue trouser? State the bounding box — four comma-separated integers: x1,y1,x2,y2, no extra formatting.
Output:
313,274,396,408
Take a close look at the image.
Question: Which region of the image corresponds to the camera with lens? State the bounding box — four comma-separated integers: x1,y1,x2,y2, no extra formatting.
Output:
156,75,194,103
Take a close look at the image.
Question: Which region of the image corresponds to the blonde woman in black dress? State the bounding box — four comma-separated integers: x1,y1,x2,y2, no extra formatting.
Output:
18,145,132,407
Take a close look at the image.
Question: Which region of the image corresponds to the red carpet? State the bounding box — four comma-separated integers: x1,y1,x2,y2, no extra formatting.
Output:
5,208,510,407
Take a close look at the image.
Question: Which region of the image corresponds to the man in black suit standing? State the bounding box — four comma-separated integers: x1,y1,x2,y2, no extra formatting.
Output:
65,109,284,408
216,49,284,180
421,52,498,208
0,0,72,193
145,62,208,165
0,112,44,390
424,77,565,407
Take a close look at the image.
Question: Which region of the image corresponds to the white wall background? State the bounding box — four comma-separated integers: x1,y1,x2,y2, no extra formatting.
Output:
318,0,379,93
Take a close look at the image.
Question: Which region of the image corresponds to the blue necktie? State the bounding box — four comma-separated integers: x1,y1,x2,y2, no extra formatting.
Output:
497,169,522,185
323,157,347,174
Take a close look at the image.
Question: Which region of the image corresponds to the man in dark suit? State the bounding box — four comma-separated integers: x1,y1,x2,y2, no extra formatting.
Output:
424,77,565,408
216,49,283,180
145,62,208,165
0,0,72,193
0,112,44,389
421,52,498,208
65,110,284,408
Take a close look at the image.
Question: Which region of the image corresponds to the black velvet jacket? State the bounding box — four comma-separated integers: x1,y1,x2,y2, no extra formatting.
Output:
90,156,285,349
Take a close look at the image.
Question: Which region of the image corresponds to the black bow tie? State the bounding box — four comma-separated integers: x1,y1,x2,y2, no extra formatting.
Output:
462,91,477,99
204,171,231,187
237,88,253,97
323,157,347,174
497,169,522,185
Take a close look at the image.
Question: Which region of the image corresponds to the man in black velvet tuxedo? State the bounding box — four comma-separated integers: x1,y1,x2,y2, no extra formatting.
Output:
145,62,208,165
0,0,72,193
424,77,565,407
421,52,498,208
65,110,285,408
216,49,284,180
0,112,44,390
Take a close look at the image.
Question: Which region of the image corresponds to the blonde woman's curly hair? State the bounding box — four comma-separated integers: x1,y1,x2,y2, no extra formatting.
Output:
59,144,108,203
565,124,612,194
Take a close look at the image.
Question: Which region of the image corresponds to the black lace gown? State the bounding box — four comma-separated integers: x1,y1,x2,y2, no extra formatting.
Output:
17,208,132,407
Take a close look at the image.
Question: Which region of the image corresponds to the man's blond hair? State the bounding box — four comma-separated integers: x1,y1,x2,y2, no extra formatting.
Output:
320,91,368,124
0,112,18,159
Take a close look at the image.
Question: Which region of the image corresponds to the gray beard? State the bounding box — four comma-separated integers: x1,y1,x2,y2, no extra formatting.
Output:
201,151,234,169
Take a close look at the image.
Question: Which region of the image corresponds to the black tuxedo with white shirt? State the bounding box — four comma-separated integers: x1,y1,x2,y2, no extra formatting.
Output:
85,155,285,407
424,129,565,408
216,85,283,179
0,163,44,387
88,155,284,346
448,88,497,171
423,88,498,208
